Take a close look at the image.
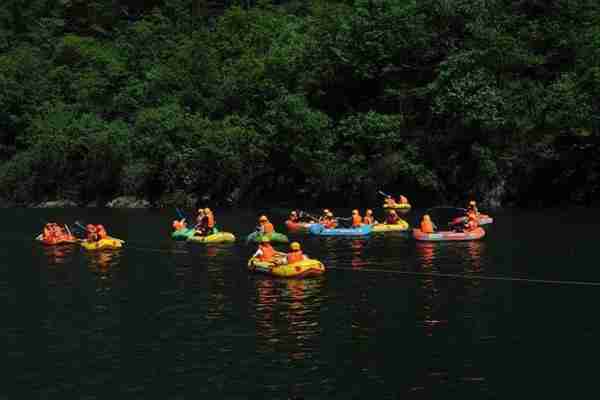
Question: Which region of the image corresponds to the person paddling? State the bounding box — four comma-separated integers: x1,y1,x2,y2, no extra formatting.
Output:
286,242,307,264
258,215,275,235
420,214,436,233
351,209,362,228
386,210,400,225
363,209,376,225
254,237,276,262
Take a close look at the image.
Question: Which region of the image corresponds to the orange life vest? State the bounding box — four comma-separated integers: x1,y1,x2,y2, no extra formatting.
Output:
323,218,337,229
259,244,275,261
287,250,304,264
206,213,215,228
363,216,374,224
96,225,107,239
420,220,434,233
352,215,362,227
465,215,479,231
263,222,274,234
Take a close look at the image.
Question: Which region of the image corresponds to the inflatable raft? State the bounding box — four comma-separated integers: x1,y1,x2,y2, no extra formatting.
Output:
285,220,315,231
171,228,196,240
308,223,372,236
451,214,494,226
80,237,124,250
187,231,236,244
246,231,289,243
412,227,485,241
36,234,78,245
248,256,325,278
372,220,410,232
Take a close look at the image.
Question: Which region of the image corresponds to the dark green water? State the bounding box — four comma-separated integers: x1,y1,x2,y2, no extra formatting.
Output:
4,207,600,399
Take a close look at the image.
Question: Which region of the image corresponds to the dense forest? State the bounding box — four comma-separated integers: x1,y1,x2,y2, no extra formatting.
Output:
1,0,599,208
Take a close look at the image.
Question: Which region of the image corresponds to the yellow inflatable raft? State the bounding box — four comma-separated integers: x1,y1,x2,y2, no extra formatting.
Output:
80,237,124,250
248,256,325,278
382,203,411,211
372,220,410,232
187,232,236,244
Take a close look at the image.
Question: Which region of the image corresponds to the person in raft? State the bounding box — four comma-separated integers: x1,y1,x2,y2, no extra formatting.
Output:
86,224,99,241
258,215,275,235
43,223,60,240
288,210,300,223
398,195,409,204
322,211,338,229
363,209,377,225
96,224,108,240
195,208,205,228
384,195,396,207
385,209,401,225
286,242,308,264
196,208,216,236
253,236,277,262
464,212,479,232
351,209,363,228
420,214,437,233
172,218,187,231
466,200,479,217
319,209,331,223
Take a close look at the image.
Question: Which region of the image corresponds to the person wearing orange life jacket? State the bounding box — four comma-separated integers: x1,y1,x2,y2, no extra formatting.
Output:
464,212,479,232
194,208,205,232
258,215,274,235
386,210,401,225
351,209,362,228
288,211,300,223
363,209,376,225
200,208,216,236
323,211,337,229
384,195,397,207
86,224,99,241
254,237,276,262
172,218,187,231
287,242,307,264
420,214,436,233
319,209,331,224
398,195,409,204
96,225,108,240
43,223,52,239
466,200,479,217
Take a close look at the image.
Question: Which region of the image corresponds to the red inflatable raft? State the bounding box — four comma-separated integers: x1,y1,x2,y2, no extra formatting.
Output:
412,227,485,241
285,220,315,231
36,234,78,245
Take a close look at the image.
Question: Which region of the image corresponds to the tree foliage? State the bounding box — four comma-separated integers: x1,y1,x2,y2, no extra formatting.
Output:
1,0,599,206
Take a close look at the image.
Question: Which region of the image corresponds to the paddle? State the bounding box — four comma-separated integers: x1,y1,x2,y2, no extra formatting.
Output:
175,207,188,221
299,211,320,222
378,190,392,198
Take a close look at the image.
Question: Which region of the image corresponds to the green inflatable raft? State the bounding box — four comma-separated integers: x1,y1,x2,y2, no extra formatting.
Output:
246,231,289,244
171,228,196,240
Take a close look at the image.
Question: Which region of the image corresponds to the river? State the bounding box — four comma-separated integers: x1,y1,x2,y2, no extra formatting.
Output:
3,207,600,398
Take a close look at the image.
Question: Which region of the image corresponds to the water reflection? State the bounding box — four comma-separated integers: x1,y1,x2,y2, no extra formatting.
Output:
350,239,368,269
415,242,436,269
86,250,122,294
464,241,485,273
253,277,324,362
41,244,77,266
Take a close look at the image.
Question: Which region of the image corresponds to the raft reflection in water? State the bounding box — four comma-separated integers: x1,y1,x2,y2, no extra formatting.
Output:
253,277,325,363
42,244,76,266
